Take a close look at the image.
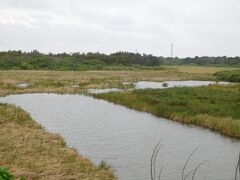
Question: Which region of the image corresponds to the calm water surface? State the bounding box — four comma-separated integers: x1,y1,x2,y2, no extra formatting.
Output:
88,80,230,94
0,93,239,180
134,81,229,89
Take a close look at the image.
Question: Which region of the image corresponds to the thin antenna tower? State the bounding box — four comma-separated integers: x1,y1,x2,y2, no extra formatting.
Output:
171,43,173,58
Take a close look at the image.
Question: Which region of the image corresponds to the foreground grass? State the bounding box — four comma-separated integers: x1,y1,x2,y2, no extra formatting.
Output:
0,104,116,179
94,84,240,138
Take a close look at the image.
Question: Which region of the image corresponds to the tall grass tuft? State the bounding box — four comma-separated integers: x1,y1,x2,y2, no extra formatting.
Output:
98,161,112,170
150,142,239,180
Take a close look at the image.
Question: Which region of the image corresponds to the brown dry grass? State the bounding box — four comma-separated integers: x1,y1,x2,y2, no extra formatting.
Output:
0,104,116,179
0,69,215,84
0,69,216,97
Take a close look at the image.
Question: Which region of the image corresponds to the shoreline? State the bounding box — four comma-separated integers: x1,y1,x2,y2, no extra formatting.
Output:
94,85,240,138
0,102,116,179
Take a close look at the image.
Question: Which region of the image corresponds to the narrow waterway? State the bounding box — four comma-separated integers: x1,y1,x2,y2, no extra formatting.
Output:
0,93,239,180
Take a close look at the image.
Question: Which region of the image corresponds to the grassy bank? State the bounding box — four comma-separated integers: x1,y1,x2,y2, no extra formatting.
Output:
0,69,218,97
94,84,240,138
170,66,239,74
214,70,240,82
1,67,237,92
0,67,235,96
0,70,120,179
0,103,116,179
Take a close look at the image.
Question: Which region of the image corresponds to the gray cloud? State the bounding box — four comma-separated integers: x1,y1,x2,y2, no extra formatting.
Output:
0,0,239,57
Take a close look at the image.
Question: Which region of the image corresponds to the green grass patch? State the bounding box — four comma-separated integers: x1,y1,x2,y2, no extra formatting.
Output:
94,85,240,137
214,70,240,82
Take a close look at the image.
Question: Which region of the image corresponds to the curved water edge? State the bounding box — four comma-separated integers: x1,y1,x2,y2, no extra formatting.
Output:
0,93,239,180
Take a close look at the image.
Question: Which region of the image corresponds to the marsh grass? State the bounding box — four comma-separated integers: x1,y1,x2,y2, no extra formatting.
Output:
214,70,240,82
150,142,240,180
0,103,116,179
94,84,240,137
0,69,217,90
172,66,239,74
0,69,220,98
0,69,237,179
0,167,14,180
235,153,240,180
98,161,113,171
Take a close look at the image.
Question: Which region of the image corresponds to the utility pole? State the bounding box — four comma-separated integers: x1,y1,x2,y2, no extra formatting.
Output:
171,43,173,58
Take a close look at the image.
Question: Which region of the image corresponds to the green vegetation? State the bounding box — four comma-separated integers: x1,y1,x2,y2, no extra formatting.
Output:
94,84,240,137
171,66,239,74
214,70,240,82
0,103,116,179
0,167,25,180
0,167,13,180
98,161,112,171
0,50,239,70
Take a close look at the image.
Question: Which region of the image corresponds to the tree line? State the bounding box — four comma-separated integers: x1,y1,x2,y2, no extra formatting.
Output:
0,50,239,70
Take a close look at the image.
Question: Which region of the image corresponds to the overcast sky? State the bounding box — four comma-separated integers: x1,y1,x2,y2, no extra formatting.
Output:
0,0,239,57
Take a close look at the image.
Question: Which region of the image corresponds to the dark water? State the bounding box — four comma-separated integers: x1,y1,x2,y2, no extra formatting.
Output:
0,94,239,180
